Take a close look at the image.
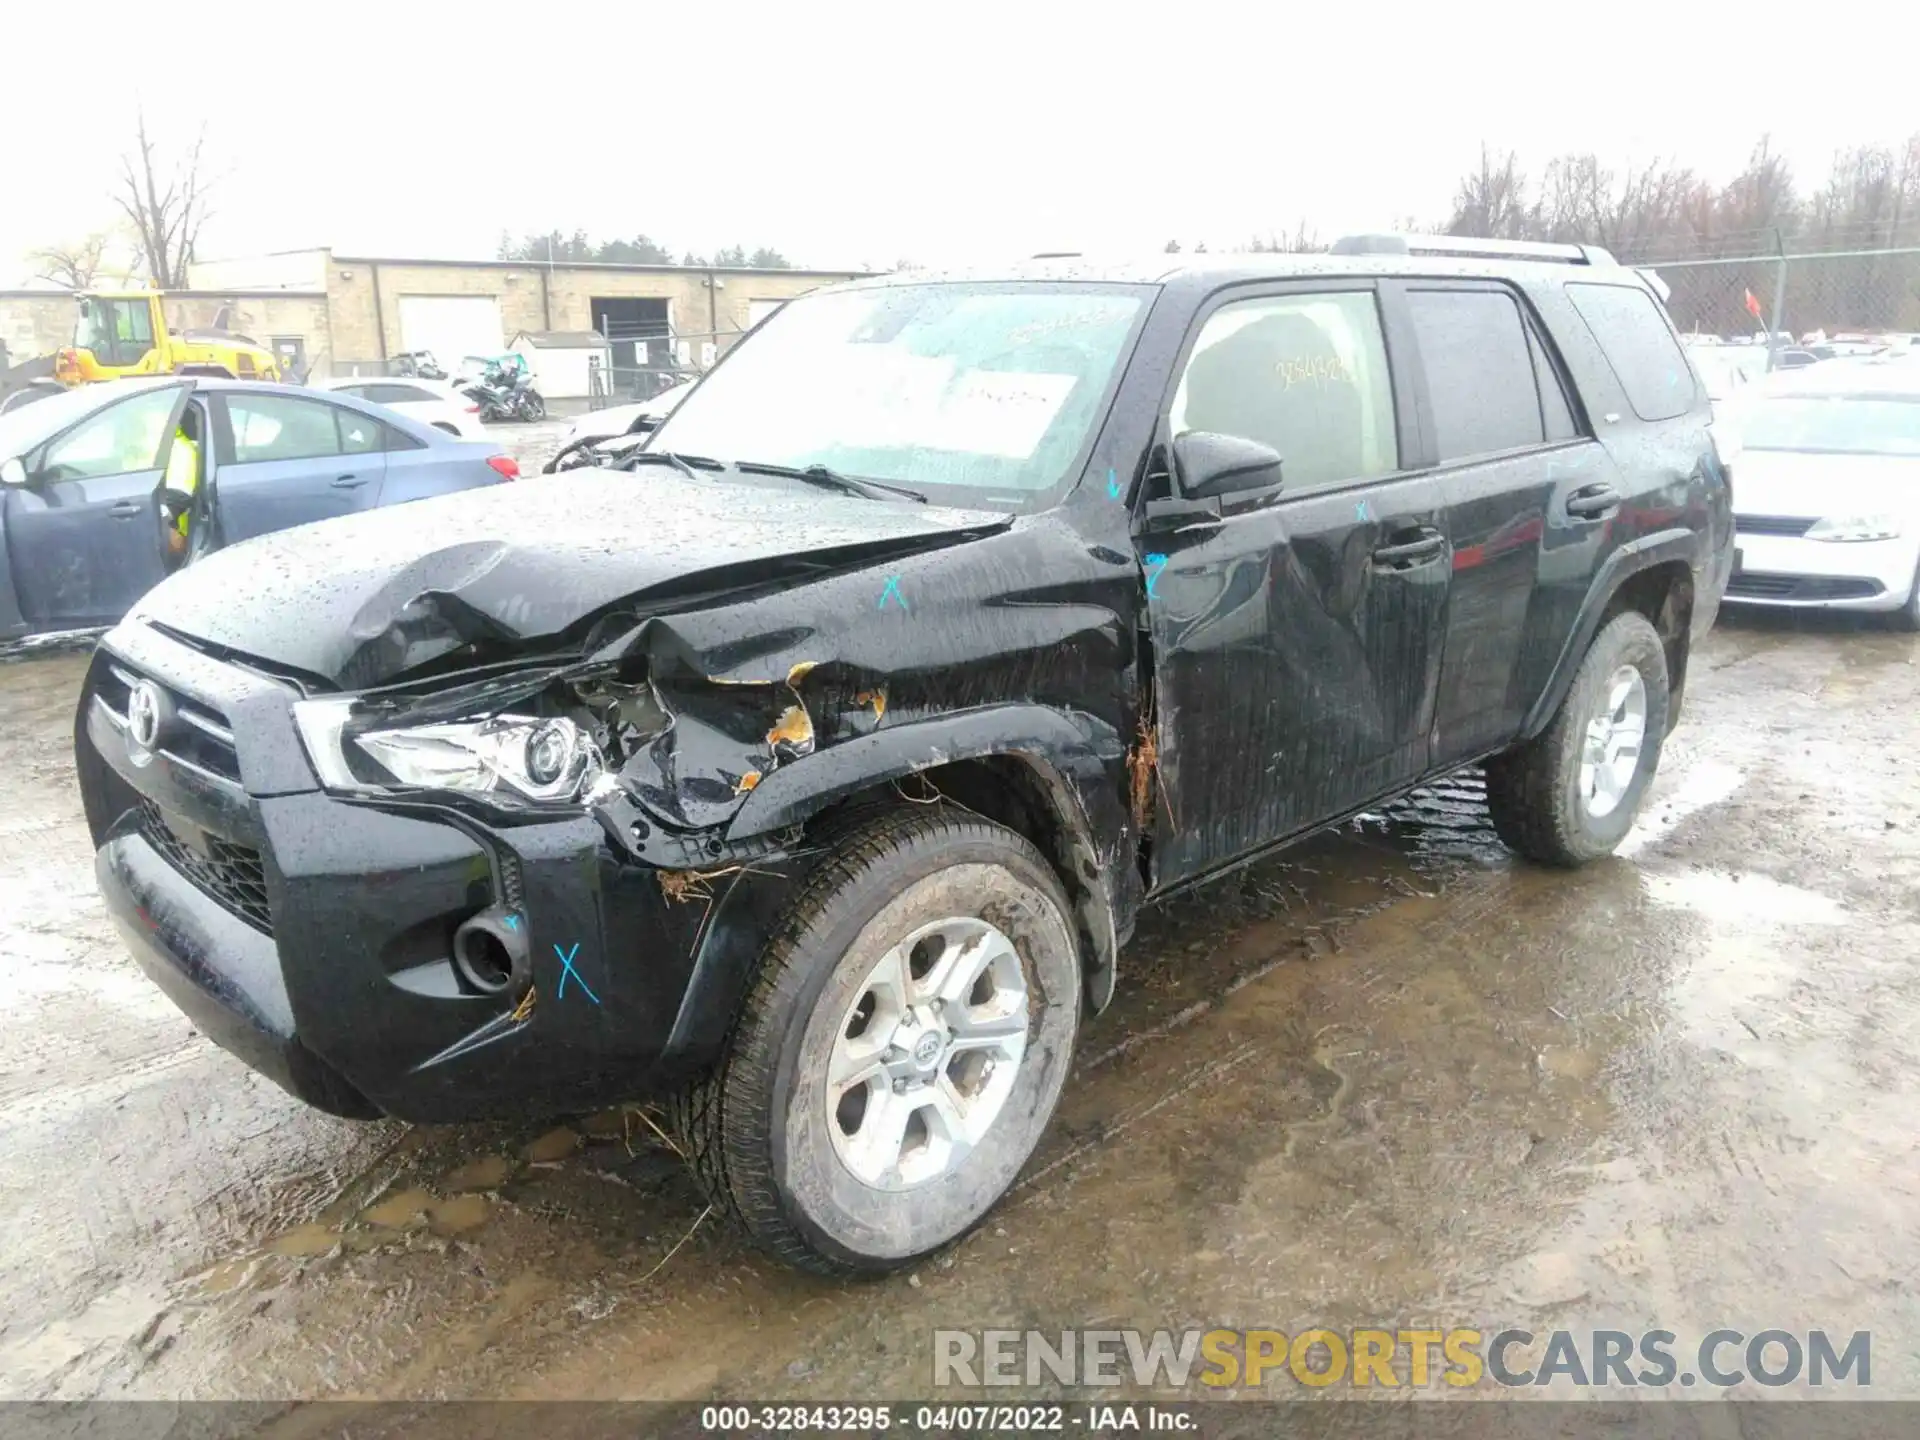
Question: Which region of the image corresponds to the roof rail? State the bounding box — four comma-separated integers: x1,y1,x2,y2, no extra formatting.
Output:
1030,251,1082,259
1331,233,1618,267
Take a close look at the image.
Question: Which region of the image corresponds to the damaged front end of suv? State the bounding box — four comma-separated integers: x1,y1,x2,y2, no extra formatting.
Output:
79,273,1162,1275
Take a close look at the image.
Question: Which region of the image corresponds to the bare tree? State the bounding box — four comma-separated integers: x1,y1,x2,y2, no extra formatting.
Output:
114,111,213,288
1447,146,1533,239
28,234,110,289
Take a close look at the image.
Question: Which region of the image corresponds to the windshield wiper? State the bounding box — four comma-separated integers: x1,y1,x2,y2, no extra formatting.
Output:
734,460,927,503
614,449,724,479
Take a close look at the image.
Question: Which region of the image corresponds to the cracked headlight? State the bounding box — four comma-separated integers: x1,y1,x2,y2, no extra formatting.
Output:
1805,514,1901,542
294,698,603,804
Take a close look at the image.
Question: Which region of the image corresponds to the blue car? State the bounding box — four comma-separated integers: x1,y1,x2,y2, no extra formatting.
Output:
0,377,520,644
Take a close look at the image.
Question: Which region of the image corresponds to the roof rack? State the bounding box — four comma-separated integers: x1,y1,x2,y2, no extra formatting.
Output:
1331,233,1619,267
1030,251,1082,259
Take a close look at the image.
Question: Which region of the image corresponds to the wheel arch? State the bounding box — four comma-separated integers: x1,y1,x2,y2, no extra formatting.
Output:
724,706,1136,1017
1522,532,1697,742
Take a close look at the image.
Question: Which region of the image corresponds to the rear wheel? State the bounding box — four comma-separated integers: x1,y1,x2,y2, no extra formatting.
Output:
1486,610,1671,867
672,806,1080,1276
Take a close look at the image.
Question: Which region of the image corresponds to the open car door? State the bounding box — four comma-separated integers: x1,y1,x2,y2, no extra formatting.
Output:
2,383,185,633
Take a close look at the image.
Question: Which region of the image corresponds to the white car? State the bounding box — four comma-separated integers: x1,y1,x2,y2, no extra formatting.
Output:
559,379,696,449
312,376,487,440
1726,362,1920,627
1686,344,1767,462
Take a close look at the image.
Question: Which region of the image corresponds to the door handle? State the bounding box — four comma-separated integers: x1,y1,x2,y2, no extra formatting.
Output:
108,500,142,518
1565,484,1622,518
1371,530,1446,567
330,474,367,489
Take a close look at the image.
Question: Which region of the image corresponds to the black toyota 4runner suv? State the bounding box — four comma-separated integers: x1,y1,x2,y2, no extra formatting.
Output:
75,236,1733,1275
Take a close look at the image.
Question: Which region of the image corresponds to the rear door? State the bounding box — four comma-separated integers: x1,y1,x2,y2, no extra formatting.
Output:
1391,280,1598,761
1142,282,1453,886
4,384,184,628
1508,281,1721,715
209,392,390,544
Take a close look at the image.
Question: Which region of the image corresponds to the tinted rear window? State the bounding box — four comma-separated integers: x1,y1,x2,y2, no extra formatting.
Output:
1567,282,1699,422
1407,288,1544,460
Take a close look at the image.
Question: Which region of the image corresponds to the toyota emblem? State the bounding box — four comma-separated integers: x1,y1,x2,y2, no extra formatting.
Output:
126,681,165,752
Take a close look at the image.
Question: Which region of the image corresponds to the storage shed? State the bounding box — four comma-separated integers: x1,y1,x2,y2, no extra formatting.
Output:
509,330,615,402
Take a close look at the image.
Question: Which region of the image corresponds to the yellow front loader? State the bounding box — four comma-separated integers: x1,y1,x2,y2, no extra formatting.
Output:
52,290,282,387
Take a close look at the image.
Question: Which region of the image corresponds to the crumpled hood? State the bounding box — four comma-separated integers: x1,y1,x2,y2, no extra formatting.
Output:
130,471,1009,687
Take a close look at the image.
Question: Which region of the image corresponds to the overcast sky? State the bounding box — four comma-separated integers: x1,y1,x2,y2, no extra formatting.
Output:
4,0,1912,283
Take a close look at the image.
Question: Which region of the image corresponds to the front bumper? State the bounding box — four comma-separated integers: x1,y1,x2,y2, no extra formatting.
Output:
77,621,791,1123
1725,532,1920,612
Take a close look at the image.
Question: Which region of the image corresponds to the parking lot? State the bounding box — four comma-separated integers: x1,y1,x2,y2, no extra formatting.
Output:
2,594,1916,1399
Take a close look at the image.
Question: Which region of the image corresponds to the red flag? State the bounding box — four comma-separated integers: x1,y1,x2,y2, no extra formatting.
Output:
1744,288,1764,320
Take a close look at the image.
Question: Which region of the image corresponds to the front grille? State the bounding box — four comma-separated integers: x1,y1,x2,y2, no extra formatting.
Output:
1725,572,1884,601
1735,514,1816,537
139,798,274,934
94,663,241,782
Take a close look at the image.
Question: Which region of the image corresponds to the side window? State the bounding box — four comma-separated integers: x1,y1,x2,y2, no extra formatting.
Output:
331,384,368,399
39,387,182,480
335,406,385,455
1170,291,1398,492
359,382,428,404
227,395,347,463
1526,323,1578,441
1566,282,1698,422
1406,288,1544,460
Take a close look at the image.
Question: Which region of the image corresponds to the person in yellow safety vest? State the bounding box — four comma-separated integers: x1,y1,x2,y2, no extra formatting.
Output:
159,421,200,561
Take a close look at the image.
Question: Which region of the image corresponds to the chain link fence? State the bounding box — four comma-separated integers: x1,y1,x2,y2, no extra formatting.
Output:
1627,243,1920,347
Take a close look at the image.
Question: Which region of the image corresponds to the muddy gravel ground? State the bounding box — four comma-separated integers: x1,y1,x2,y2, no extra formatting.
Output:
1,485,1916,1402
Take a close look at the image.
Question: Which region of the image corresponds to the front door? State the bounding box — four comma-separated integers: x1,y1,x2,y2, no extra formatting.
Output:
210,392,389,545
1141,284,1453,887
4,384,185,629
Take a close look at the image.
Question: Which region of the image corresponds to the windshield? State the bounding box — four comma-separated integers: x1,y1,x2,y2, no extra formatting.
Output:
648,282,1150,510
1743,393,1920,456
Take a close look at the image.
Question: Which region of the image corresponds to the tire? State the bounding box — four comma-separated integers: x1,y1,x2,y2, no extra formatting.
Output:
671,805,1081,1277
1485,609,1671,867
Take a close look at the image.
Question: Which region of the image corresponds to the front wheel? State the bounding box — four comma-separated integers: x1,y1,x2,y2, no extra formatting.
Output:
1485,609,1671,867
672,807,1081,1276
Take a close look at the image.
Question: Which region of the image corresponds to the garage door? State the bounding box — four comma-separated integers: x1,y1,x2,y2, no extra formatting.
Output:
397,295,504,365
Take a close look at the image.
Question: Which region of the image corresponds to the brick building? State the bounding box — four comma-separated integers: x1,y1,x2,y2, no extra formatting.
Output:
0,246,868,393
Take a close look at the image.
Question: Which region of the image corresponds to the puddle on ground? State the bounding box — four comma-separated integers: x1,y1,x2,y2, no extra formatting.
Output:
361,1187,435,1229
267,1223,341,1258
524,1127,582,1163
427,1194,491,1236
1643,867,1848,926
444,1155,517,1193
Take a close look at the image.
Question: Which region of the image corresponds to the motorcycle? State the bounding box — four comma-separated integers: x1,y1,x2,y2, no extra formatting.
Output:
455,357,546,423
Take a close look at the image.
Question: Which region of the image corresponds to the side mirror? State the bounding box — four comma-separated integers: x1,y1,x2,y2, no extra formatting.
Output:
0,457,27,488
1173,431,1284,499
